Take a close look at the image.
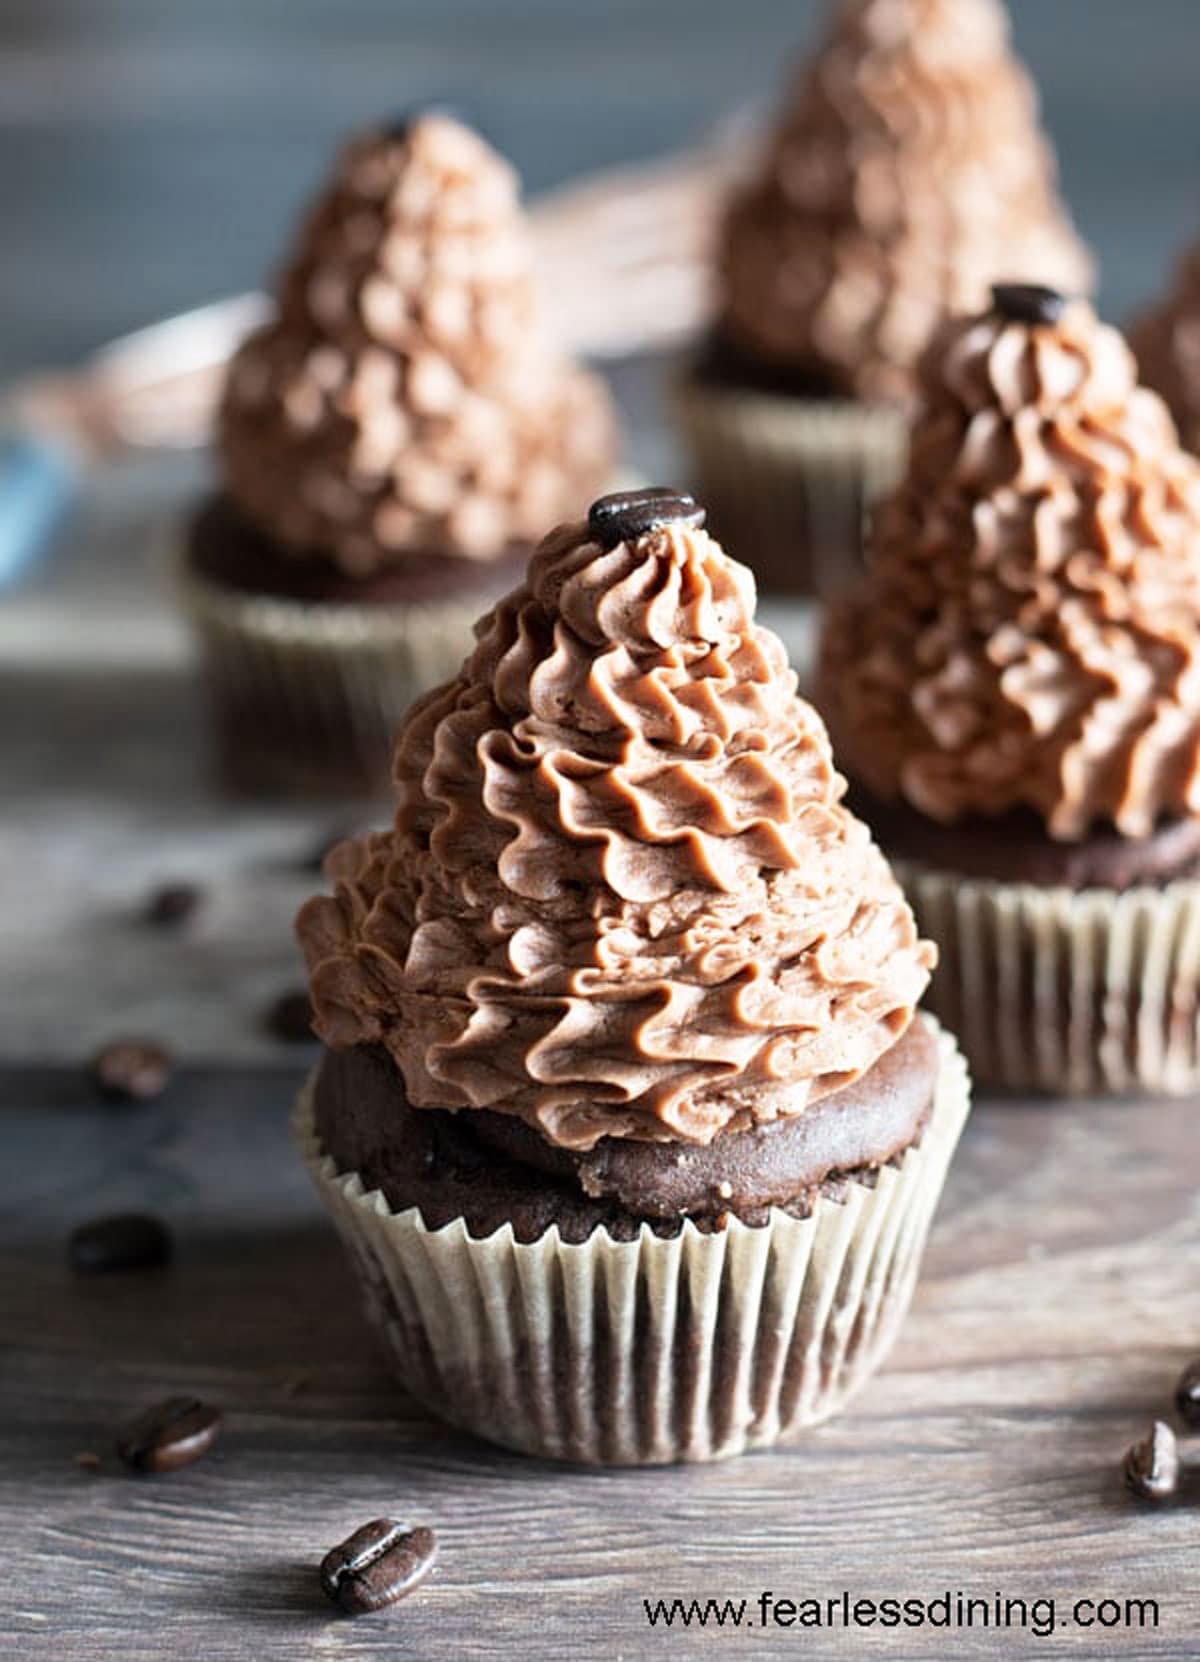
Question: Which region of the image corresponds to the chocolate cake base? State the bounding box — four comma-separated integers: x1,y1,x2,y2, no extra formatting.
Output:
312,1019,938,1244
690,331,845,404
850,786,1200,891
187,494,530,608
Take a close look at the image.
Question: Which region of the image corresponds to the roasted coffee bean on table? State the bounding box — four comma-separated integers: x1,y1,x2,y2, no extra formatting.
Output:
320,1520,438,1615
264,988,315,1043
91,1039,172,1103
1122,1420,1179,1501
69,1212,172,1274
143,881,203,928
116,1397,222,1474
1175,1359,1200,1427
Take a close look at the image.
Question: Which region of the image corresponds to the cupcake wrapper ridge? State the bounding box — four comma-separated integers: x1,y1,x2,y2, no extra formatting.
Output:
898,863,1200,1096
176,545,504,793
295,1020,970,1466
673,374,906,599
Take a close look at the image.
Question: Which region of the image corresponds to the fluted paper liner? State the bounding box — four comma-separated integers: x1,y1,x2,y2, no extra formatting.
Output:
897,863,1200,1095
295,1020,969,1465
176,546,511,792
673,372,906,599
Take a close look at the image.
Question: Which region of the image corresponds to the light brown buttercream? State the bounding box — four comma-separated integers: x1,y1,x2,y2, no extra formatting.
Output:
220,116,615,575
298,515,934,1148
721,0,1092,403
819,298,1200,840
1131,243,1200,455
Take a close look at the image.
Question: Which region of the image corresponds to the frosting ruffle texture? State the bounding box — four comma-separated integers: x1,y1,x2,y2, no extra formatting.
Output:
819,298,1200,840
720,0,1091,403
220,115,615,575
1131,243,1200,455
298,516,934,1148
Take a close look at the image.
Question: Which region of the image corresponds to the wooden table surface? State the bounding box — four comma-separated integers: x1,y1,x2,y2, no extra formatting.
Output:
4,1066,1199,1660
5,7,1200,1654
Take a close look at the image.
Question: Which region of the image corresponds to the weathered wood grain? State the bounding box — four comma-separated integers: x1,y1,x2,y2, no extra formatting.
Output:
3,1066,1198,1661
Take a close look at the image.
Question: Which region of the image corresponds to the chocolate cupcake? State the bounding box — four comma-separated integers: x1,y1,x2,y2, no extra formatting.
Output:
179,114,616,793
294,488,970,1464
1130,240,1200,456
818,287,1200,1095
676,0,1091,597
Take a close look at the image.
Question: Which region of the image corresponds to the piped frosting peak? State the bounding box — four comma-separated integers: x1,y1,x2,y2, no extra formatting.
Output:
819,296,1200,839
720,0,1092,402
298,497,934,1148
219,114,614,575
1131,241,1200,455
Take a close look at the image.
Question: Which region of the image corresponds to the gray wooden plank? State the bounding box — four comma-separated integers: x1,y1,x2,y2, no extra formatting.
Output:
2,1068,1198,1659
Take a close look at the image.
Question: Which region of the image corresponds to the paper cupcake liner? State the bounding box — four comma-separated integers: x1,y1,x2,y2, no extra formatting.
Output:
295,1021,969,1465
897,861,1200,1096
175,547,508,794
673,372,906,599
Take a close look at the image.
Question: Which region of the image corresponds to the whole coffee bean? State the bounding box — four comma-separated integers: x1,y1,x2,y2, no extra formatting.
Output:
91,1039,172,1103
265,989,315,1044
70,1213,172,1274
320,1520,437,1615
587,488,705,549
144,882,202,928
116,1397,222,1474
1175,1358,1200,1427
1122,1420,1179,1502
990,282,1068,326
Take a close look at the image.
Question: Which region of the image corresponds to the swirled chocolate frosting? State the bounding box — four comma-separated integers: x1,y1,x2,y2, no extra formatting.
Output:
298,501,934,1149
818,294,1200,840
219,115,615,575
1131,243,1200,455
721,0,1092,403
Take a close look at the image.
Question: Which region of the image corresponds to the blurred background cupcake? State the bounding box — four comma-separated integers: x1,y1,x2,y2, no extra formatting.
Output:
817,284,1200,1095
296,489,968,1464
1130,237,1200,455
676,0,1091,599
179,113,617,796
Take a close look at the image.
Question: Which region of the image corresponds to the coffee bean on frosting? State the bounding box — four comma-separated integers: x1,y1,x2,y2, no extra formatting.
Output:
381,107,459,143
320,1520,438,1615
991,283,1068,326
587,488,706,549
